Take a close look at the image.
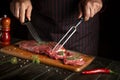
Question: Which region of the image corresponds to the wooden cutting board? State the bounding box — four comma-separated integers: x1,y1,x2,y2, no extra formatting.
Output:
0,41,95,72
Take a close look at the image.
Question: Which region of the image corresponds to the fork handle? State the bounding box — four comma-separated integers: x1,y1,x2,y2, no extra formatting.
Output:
75,17,84,28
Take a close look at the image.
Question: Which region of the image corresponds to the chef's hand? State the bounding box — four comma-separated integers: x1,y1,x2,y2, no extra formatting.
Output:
10,0,32,23
78,0,103,21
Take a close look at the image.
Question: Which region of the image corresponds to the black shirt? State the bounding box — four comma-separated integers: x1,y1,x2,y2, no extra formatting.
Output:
30,0,100,56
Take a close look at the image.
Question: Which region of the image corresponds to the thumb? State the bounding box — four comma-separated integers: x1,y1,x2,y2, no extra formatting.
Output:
78,10,82,19
26,6,32,21
78,3,83,19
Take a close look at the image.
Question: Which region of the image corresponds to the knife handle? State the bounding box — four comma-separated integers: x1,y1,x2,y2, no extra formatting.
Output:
24,17,29,23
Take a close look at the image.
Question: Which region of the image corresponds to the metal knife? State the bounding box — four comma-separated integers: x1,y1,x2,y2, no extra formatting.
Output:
24,18,42,43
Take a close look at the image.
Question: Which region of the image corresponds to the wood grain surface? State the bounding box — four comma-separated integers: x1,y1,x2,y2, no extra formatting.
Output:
0,42,95,72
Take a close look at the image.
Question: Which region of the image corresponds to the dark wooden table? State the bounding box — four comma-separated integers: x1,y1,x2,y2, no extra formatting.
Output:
0,38,120,80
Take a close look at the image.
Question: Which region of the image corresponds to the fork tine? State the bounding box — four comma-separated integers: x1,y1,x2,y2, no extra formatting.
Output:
58,27,76,50
52,27,73,51
52,18,83,52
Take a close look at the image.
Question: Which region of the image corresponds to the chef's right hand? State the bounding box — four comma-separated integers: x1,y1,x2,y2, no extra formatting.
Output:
10,0,32,23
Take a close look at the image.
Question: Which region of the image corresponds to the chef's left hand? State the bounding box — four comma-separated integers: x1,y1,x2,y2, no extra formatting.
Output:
78,0,103,21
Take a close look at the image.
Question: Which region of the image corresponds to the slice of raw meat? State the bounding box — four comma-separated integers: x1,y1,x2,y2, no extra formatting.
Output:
19,40,85,66
63,52,85,66
19,40,67,59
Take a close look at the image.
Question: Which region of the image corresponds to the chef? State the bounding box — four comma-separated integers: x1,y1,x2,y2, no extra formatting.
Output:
10,0,103,56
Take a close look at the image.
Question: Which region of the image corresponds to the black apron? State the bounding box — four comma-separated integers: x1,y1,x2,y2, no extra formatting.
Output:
30,0,100,56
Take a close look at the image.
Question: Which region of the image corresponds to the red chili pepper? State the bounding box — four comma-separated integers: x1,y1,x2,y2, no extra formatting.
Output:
81,68,114,74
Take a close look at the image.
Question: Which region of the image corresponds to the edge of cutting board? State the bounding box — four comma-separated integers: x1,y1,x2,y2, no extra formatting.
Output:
0,43,95,72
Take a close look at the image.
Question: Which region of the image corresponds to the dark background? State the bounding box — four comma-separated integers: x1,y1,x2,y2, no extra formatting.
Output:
98,0,120,61
0,0,120,61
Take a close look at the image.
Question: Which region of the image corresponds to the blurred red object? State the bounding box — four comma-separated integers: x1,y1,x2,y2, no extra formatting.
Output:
0,15,11,46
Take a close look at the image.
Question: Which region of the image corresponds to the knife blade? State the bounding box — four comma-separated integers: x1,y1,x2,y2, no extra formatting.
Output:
24,18,42,43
